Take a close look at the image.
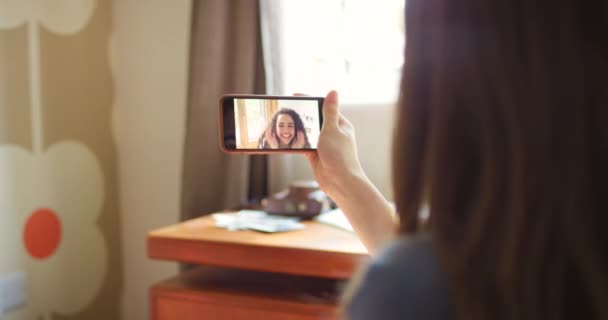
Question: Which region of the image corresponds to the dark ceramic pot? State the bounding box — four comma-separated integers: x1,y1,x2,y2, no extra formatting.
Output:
261,181,330,219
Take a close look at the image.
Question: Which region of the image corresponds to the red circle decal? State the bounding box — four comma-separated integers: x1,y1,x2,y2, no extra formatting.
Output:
23,208,62,259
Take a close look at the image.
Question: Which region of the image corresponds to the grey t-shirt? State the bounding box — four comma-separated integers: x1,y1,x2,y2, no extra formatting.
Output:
346,235,454,320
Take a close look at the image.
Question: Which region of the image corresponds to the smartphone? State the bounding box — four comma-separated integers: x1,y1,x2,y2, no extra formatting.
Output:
219,94,324,153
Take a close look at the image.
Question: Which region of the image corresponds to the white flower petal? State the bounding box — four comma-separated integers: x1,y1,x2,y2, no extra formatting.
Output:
36,0,96,35
0,0,30,29
41,141,104,224
29,226,107,314
0,307,35,320
0,146,34,275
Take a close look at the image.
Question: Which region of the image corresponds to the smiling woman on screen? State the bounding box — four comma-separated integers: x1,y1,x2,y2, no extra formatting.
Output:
258,108,311,149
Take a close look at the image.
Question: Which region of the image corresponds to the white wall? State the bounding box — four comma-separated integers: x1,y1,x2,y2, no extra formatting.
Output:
290,103,395,200
344,104,395,200
110,1,192,319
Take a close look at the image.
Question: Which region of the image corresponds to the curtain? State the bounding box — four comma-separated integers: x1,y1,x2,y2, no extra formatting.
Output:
181,0,267,221
259,0,301,194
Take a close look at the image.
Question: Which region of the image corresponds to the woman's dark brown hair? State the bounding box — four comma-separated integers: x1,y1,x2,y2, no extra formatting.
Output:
393,0,607,319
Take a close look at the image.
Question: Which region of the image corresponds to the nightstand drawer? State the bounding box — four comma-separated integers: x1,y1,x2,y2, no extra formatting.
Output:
150,266,344,320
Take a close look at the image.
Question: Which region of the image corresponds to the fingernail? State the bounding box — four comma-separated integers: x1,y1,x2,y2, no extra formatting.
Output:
326,90,338,104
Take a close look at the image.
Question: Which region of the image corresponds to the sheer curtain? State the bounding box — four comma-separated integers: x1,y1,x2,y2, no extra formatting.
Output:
181,0,267,221
259,0,303,194
258,0,403,197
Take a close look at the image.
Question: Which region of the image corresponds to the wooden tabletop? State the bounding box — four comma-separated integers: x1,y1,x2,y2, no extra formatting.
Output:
147,215,369,279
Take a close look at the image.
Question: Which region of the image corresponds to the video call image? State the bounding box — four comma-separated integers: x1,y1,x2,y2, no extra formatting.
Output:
234,98,321,149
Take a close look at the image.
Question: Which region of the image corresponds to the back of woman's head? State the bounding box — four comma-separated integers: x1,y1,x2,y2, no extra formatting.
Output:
393,0,608,319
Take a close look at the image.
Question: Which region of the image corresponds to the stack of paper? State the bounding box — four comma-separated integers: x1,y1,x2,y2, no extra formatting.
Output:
212,210,304,233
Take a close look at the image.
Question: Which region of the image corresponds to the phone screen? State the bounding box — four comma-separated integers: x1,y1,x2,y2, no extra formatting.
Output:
221,96,323,151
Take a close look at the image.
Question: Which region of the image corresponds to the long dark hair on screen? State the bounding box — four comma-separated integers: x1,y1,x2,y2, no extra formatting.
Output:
393,0,608,319
258,108,311,148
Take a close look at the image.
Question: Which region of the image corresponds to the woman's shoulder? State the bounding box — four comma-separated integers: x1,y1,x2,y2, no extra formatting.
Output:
346,235,454,320
373,234,440,270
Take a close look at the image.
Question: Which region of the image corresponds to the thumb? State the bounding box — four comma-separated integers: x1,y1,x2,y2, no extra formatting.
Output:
322,90,339,127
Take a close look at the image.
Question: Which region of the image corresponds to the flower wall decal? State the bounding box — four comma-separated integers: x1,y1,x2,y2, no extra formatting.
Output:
0,0,119,319
0,142,107,319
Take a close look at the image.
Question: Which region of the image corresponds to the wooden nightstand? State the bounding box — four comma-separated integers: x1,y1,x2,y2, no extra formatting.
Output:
148,215,369,320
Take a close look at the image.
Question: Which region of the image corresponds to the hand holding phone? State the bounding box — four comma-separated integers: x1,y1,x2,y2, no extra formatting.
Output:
219,94,324,153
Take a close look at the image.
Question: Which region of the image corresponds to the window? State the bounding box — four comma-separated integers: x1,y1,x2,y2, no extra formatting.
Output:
279,0,405,104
